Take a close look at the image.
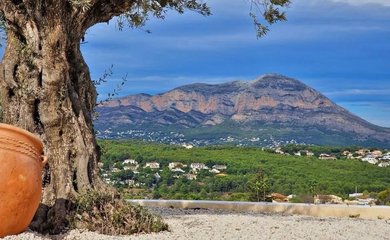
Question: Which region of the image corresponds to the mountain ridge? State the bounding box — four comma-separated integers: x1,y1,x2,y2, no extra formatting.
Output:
95,74,390,147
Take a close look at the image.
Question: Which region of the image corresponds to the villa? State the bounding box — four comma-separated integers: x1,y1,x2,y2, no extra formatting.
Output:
191,163,207,170
123,159,138,165
361,155,378,165
209,169,221,174
169,162,186,169
319,154,337,160
212,165,227,170
378,162,390,168
380,153,390,161
145,162,160,169
371,150,383,158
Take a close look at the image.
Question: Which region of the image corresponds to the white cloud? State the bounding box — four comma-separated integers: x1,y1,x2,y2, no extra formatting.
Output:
331,0,390,6
325,89,390,96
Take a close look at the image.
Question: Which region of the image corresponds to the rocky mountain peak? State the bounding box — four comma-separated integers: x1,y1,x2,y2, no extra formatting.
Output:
95,74,390,147
169,74,313,97
250,74,310,91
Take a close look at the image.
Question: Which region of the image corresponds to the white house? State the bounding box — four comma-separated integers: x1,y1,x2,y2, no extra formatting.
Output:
357,198,376,205
275,148,284,154
319,154,337,160
169,162,186,170
349,193,363,198
371,150,383,158
145,162,160,169
305,151,315,157
123,159,138,165
380,153,390,161
124,165,138,171
182,143,194,149
355,149,369,156
209,169,221,174
191,163,206,170
212,165,227,170
378,162,390,168
361,156,378,165
171,168,185,173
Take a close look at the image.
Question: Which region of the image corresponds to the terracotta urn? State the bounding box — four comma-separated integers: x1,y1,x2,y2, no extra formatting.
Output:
0,123,47,237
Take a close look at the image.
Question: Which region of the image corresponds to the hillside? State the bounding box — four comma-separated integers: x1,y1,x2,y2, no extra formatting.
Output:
95,74,390,147
99,140,390,199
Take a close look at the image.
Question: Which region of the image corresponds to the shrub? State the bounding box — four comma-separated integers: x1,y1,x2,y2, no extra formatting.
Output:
70,191,168,235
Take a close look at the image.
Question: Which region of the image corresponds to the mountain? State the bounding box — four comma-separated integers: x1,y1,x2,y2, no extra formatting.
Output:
95,74,390,147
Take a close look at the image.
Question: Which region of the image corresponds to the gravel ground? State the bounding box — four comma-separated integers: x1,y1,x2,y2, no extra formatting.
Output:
3,207,390,240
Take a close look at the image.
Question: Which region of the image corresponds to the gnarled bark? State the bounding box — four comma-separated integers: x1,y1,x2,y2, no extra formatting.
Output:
0,5,110,232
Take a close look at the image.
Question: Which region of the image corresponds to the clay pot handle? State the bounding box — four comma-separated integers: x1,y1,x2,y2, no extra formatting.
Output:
41,155,48,166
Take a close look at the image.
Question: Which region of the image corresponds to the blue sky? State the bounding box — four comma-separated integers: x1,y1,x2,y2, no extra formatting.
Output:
1,0,390,127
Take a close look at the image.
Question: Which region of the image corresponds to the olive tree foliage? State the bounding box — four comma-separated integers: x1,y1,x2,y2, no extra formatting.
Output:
0,0,289,41
0,0,289,233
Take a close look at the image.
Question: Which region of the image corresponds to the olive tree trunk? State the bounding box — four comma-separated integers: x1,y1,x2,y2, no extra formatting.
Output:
0,8,109,232
0,0,217,234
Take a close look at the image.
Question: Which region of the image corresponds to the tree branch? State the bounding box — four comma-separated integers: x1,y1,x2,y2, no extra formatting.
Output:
249,0,290,38
81,0,136,30
80,0,210,33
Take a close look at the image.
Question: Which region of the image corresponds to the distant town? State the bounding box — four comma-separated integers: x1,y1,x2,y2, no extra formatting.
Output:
100,154,383,206
274,148,390,168
96,128,304,148
99,140,390,207
100,159,227,186
97,128,390,168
